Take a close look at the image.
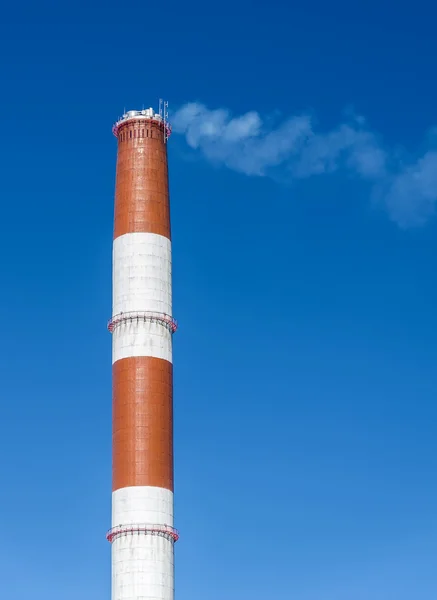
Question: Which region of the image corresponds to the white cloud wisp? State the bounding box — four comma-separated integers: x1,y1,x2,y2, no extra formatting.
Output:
171,102,437,227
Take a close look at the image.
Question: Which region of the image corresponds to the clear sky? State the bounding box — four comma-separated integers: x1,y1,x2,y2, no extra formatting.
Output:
2,2,437,599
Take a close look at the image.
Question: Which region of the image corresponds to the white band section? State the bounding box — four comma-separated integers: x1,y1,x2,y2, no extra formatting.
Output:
112,232,173,364
112,487,174,600
113,232,172,315
112,535,174,600
112,486,174,527
112,320,172,364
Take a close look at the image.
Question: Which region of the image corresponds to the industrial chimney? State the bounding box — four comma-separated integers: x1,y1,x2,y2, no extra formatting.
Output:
107,104,178,600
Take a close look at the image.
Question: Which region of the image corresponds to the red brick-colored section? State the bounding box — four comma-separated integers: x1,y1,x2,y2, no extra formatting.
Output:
114,119,171,240
112,356,173,492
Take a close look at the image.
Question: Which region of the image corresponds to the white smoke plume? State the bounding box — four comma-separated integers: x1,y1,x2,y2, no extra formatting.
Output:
171,102,437,227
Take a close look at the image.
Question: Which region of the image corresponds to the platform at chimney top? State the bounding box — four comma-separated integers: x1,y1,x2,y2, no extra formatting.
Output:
112,107,171,139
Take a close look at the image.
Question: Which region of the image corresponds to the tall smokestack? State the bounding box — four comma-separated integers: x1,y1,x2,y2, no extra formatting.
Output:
107,106,178,600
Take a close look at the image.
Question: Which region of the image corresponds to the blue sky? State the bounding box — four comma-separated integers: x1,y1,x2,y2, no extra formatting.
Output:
2,2,437,598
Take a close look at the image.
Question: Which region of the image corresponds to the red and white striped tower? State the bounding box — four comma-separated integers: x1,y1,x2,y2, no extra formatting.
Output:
107,106,178,600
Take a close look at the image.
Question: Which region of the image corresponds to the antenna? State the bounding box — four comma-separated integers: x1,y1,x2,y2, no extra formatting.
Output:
163,100,169,144
159,98,170,143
